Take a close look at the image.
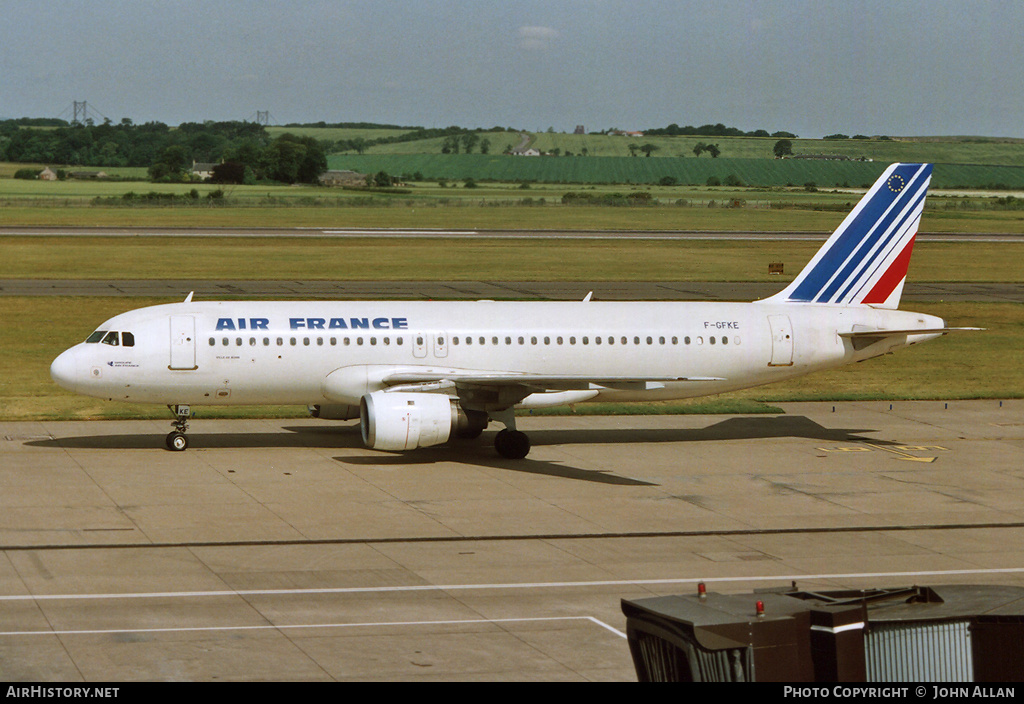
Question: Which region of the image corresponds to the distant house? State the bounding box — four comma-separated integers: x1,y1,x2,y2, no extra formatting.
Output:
319,169,368,186
190,161,218,179
574,125,585,134
68,171,109,179
38,167,58,181
511,148,541,157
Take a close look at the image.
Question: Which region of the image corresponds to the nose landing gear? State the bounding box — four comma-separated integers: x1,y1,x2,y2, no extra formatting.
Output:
165,404,191,451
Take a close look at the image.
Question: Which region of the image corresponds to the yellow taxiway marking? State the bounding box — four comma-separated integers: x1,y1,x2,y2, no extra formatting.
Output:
862,443,938,462
817,444,949,462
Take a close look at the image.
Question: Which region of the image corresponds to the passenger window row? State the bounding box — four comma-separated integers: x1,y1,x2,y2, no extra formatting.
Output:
209,336,406,347
208,334,740,348
445,334,736,346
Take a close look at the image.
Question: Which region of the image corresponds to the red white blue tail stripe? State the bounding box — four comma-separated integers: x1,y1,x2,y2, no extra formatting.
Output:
765,163,932,309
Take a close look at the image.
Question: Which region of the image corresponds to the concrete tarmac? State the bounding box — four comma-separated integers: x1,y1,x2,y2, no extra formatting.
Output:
1,400,1022,681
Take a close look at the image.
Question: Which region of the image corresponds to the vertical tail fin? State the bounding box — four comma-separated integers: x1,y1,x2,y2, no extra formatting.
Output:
763,163,932,309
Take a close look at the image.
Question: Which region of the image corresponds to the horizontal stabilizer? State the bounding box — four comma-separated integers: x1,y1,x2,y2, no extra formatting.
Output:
839,326,982,350
839,327,983,338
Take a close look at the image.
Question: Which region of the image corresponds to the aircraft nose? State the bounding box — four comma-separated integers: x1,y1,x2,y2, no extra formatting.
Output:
50,348,81,391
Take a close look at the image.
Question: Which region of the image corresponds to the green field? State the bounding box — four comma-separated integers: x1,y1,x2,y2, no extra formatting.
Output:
267,126,415,142
329,154,1024,189
3,236,1022,284
318,128,1024,188
3,171,1021,233
326,128,1024,166
5,127,1024,236
522,133,1024,165
356,130,523,155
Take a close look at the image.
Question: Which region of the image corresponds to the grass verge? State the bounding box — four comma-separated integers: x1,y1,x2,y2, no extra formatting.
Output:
2,237,1022,283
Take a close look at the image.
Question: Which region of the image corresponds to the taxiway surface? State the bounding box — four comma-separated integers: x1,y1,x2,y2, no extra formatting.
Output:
1,401,1022,681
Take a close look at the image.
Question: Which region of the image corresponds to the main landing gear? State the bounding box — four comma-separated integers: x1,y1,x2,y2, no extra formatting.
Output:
490,409,530,459
166,404,191,451
494,429,531,459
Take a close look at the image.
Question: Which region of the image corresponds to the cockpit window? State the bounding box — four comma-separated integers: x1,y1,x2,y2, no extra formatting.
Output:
86,330,134,346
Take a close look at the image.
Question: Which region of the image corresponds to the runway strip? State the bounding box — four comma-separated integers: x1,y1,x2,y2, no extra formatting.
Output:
3,279,1022,301
2,226,1022,241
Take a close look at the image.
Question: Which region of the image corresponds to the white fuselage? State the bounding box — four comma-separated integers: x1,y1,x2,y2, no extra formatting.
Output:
50,299,945,408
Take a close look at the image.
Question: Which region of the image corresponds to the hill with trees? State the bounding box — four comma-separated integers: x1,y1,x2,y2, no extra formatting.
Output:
3,117,1023,189
0,119,326,184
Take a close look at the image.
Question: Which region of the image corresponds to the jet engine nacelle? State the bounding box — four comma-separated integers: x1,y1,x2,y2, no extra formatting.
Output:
360,391,486,451
308,404,360,420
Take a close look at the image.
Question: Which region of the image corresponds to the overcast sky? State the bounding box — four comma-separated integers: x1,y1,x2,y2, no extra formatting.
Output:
2,0,1022,138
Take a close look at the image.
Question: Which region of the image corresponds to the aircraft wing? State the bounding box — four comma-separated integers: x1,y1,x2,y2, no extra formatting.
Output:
381,371,725,392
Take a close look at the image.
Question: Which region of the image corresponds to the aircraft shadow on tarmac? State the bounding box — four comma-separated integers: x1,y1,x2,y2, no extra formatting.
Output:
334,444,657,486
28,426,363,451
335,415,887,486
520,415,881,446
29,415,885,487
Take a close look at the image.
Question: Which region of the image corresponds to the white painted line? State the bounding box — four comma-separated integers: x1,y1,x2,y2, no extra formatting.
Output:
3,567,1023,603
322,230,478,236
585,616,628,639
0,615,626,639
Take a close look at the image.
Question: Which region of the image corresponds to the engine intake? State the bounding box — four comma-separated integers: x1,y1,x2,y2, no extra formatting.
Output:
360,391,485,451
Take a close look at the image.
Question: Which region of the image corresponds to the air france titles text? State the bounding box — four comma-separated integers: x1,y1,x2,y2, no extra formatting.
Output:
290,317,409,330
215,317,409,331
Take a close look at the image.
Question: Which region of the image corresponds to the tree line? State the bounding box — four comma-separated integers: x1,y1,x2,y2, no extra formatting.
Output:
644,122,797,139
0,119,326,184
328,125,510,155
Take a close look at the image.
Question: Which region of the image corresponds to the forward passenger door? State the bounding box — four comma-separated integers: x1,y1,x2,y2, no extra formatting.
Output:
169,315,198,370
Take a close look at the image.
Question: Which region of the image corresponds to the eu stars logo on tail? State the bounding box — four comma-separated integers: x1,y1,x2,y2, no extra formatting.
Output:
764,163,932,309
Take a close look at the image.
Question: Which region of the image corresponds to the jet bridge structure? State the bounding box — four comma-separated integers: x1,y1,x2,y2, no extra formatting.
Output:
621,584,1024,682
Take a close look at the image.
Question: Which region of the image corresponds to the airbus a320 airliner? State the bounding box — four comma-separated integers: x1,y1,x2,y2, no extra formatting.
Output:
51,163,970,458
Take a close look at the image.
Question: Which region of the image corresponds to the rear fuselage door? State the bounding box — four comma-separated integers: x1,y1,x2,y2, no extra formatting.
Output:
169,315,198,370
768,314,794,367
